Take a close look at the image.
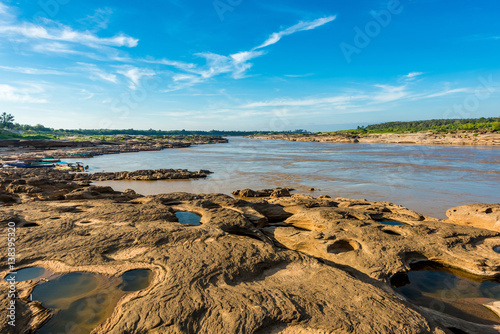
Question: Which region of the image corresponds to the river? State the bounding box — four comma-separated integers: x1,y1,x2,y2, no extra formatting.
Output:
66,137,500,219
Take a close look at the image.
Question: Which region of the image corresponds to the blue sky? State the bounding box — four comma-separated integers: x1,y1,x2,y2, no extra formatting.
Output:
0,0,499,131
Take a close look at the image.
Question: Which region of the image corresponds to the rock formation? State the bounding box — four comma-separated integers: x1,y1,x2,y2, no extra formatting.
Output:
446,203,500,232
1,172,499,334
248,132,500,146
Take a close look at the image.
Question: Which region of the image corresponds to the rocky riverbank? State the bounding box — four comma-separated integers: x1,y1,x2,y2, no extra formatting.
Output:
0,168,213,202
1,170,499,333
248,131,500,146
0,135,228,159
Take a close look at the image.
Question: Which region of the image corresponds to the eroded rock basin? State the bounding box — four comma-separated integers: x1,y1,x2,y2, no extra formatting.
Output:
33,269,152,334
392,262,500,325
175,211,202,225
3,267,47,282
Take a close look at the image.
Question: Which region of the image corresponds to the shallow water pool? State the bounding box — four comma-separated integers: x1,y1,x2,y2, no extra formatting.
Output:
392,262,500,325
175,211,201,225
4,267,46,282
33,269,153,334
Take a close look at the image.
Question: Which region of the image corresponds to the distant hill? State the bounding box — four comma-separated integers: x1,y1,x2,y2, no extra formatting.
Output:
335,117,500,134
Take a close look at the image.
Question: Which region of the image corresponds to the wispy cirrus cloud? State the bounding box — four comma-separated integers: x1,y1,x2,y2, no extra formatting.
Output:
421,87,471,99
0,65,67,75
403,72,424,81
77,63,118,83
0,22,138,48
0,2,138,62
116,66,155,89
241,95,363,108
238,77,477,112
0,83,47,103
149,16,336,91
254,16,336,50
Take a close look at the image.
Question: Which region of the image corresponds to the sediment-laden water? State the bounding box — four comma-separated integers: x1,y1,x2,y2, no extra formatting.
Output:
32,269,153,334
65,137,500,218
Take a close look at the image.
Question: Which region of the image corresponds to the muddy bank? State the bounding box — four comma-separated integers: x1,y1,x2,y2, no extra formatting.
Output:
1,170,500,333
0,135,228,159
248,131,500,146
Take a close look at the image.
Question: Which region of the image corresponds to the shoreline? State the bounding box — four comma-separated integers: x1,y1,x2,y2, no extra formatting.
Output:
0,135,228,160
248,131,500,146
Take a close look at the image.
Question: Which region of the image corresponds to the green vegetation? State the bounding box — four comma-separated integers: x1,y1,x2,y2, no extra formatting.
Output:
0,112,308,139
335,117,500,134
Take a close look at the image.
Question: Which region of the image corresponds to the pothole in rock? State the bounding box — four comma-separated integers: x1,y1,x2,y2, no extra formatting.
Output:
382,229,402,236
377,220,405,226
391,261,500,325
3,266,48,281
228,231,263,242
327,240,359,254
32,269,153,334
21,222,39,227
494,246,500,254
175,211,201,225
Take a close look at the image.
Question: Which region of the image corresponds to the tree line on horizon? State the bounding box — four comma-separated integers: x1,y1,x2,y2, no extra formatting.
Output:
339,117,500,134
0,113,309,138
1,112,499,139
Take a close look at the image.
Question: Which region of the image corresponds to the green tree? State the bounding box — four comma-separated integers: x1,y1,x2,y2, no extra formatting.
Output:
0,112,15,128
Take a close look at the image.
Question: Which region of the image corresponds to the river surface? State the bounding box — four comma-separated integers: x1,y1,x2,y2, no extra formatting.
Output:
66,137,500,219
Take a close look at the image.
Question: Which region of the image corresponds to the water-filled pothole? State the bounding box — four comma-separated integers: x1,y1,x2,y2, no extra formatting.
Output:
175,212,201,225
391,261,500,325
32,269,153,334
494,246,500,254
22,222,40,227
327,240,359,254
3,267,46,281
378,220,405,226
119,269,153,291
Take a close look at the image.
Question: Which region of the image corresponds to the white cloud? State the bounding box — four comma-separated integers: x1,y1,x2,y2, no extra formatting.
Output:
0,84,47,103
77,63,118,83
148,16,336,92
254,16,337,50
241,95,363,108
117,66,155,89
372,84,409,102
404,72,424,81
0,23,138,48
422,88,471,99
0,65,67,75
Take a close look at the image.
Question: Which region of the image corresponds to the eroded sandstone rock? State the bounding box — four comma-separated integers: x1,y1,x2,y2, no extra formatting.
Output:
0,180,499,334
446,203,500,232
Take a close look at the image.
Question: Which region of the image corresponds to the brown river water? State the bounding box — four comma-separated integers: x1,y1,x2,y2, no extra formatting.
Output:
65,137,500,219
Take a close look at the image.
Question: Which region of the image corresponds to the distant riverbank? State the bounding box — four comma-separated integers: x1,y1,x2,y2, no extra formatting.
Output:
248,131,500,146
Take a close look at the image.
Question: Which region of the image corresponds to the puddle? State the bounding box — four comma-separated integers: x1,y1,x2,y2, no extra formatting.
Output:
175,211,201,225
119,269,153,291
392,262,500,325
32,269,153,334
494,246,500,254
378,220,405,226
4,267,46,282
